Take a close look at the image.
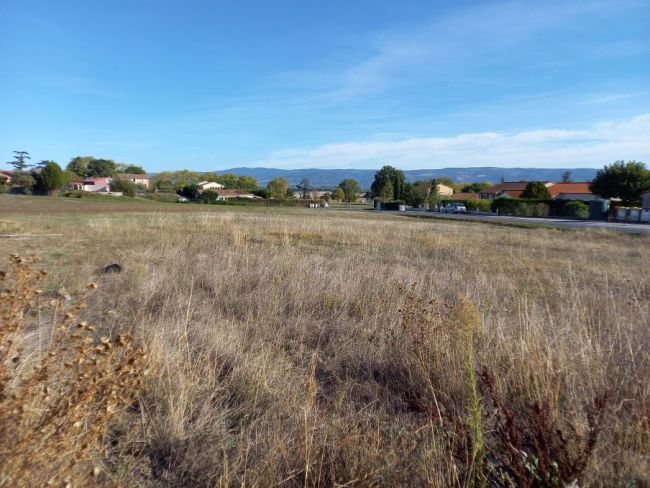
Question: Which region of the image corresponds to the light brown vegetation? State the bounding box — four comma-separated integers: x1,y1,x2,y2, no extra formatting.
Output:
0,195,648,486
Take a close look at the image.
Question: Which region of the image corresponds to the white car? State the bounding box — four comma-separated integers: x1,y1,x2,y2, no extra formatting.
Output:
445,203,467,214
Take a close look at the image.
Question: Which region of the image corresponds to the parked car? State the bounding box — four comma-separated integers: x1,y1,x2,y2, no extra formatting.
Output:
445,203,467,214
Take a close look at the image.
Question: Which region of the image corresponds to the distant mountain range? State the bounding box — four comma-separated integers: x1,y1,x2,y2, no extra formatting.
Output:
217,166,599,189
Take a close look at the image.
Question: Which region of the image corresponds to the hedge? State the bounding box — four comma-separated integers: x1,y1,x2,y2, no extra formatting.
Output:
200,198,323,208
491,198,592,218
442,199,492,212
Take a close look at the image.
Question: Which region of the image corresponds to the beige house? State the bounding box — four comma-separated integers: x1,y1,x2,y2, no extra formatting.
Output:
436,184,454,196
198,181,224,190
117,173,150,188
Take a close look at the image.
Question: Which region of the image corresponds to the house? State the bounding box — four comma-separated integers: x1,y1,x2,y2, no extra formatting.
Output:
69,177,112,192
198,181,224,190
216,189,260,200
643,192,650,209
117,173,150,188
480,181,553,199
548,182,596,201
450,192,479,200
436,184,454,196
0,170,13,184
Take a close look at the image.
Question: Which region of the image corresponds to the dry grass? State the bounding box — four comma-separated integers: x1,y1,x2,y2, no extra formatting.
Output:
0,196,648,486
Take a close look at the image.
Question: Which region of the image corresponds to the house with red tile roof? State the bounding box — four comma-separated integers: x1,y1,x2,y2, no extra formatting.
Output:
479,182,553,199
69,177,112,192
548,182,597,201
449,192,479,200
216,189,260,200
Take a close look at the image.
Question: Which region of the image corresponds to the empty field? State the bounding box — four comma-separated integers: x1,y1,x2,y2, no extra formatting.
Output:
1,195,648,487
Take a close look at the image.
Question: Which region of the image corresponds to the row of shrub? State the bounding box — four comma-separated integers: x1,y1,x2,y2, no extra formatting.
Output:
197,197,324,208
441,199,492,212
489,198,589,218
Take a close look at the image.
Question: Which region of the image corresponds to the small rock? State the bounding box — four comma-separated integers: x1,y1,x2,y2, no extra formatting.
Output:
100,263,123,274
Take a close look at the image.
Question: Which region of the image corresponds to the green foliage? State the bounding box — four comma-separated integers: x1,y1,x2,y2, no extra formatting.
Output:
109,177,138,197
443,199,491,212
370,165,405,201
123,165,146,174
7,151,31,171
152,170,201,189
154,179,175,192
561,171,572,183
522,181,552,199
237,175,258,191
404,180,435,207
87,159,117,177
460,182,491,193
330,188,344,201
66,156,93,178
266,177,289,199
590,160,650,203
9,172,36,192
562,201,588,218
491,198,550,217
34,162,69,195
338,178,361,203
200,190,219,204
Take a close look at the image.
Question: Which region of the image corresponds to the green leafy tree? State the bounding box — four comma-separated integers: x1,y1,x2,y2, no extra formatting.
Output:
590,160,650,203
405,180,434,207
460,182,491,193
155,179,175,192
86,159,117,177
370,165,405,200
123,165,146,174
522,181,552,199
200,190,219,204
7,151,31,171
10,172,36,193
266,177,289,199
330,188,344,201
237,175,258,191
379,181,394,203
219,173,240,189
34,161,69,195
561,171,572,183
338,178,361,203
66,156,94,178
109,177,138,197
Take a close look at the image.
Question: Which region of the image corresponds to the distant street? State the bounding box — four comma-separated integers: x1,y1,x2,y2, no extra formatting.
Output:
396,210,650,235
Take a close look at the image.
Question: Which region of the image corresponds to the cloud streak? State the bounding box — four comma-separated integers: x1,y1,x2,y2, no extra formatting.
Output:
251,114,650,169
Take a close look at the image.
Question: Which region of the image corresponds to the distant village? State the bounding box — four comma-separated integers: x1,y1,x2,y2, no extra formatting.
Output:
2,153,649,223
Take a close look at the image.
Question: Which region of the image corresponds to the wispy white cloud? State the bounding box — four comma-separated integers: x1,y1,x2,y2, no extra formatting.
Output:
297,0,643,99
251,114,650,169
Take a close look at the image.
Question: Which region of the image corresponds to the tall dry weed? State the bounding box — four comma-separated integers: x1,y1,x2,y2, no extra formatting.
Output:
0,255,147,487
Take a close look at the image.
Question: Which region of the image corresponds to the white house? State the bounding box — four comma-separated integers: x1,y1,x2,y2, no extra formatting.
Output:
117,173,150,188
198,181,224,190
69,177,112,192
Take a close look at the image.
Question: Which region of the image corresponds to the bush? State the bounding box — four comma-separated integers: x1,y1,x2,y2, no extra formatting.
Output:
561,200,589,218
200,190,219,204
110,177,138,197
491,198,550,217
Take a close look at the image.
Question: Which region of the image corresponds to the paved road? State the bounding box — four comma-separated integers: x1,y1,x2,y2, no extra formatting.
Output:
398,210,650,234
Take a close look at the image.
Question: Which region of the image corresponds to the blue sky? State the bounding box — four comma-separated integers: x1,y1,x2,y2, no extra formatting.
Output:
1,0,649,171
